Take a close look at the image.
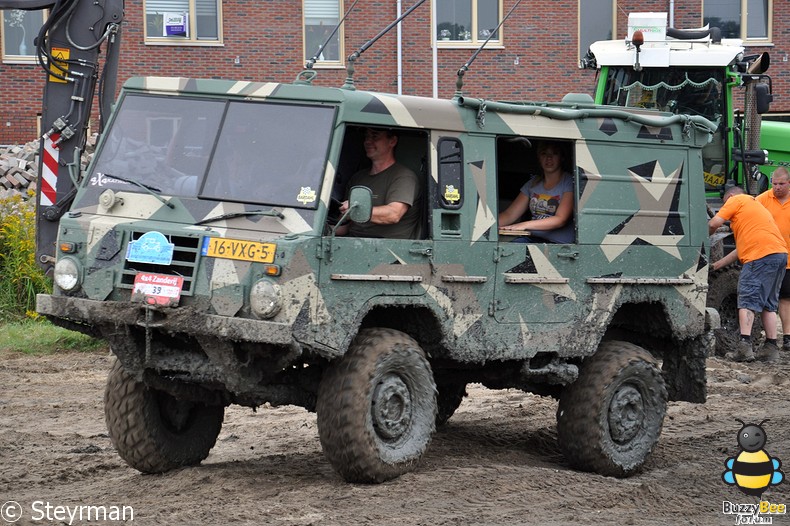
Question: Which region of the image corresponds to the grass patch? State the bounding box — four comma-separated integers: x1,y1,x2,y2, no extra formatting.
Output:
0,319,107,355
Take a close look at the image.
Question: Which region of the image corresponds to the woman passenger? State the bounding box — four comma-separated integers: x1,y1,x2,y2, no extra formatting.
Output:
498,141,574,243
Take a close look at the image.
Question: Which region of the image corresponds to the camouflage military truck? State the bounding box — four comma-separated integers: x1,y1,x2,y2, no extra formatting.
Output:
37,75,717,483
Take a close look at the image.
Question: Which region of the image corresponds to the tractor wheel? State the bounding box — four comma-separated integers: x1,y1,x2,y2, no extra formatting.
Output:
435,381,467,426
707,266,762,356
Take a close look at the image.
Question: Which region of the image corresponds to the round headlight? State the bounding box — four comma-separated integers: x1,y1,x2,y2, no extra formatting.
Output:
250,279,282,319
54,257,81,292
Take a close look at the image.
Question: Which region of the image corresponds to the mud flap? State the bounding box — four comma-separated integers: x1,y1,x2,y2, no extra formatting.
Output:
662,336,707,403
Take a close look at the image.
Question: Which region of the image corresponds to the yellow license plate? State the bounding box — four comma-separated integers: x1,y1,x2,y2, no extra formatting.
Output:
202,237,276,263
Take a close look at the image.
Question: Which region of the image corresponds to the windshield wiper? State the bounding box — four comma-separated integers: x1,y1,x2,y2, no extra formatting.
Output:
195,208,286,225
102,173,175,209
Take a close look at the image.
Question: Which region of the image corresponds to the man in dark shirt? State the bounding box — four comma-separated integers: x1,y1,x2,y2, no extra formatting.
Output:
337,128,421,239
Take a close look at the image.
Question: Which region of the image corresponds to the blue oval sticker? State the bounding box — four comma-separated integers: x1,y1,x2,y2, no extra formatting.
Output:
126,231,175,265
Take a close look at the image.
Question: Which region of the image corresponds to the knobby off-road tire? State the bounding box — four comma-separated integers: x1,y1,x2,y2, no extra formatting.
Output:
556,341,667,477
435,382,467,427
316,328,438,483
104,359,225,474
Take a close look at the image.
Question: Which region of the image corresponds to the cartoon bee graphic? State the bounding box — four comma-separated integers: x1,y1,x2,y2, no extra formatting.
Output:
722,419,784,497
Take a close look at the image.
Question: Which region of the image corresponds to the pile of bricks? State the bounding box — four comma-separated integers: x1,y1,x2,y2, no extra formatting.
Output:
0,135,97,201
0,141,39,198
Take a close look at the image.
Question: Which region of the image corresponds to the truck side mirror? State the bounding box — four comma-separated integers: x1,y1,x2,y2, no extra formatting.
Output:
755,83,773,114
347,186,373,223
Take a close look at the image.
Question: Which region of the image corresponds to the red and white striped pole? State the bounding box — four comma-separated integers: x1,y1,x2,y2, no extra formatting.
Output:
40,133,60,207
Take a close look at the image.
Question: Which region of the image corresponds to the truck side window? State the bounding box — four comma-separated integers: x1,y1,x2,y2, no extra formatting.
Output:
437,138,463,210
496,137,576,244
331,125,427,240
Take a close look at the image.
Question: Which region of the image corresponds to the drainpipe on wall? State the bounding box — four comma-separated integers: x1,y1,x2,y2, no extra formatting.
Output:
397,0,403,95
432,0,438,98
669,0,674,28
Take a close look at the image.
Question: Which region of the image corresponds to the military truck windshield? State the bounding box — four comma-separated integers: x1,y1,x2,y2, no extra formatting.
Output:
88,94,334,209
199,101,333,208
601,67,724,121
90,95,225,197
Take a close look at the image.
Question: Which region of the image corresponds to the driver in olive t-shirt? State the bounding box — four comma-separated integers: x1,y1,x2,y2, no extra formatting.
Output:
337,128,420,239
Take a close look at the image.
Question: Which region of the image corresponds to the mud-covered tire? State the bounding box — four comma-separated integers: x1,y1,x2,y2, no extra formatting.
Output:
104,359,224,474
707,266,762,356
316,328,437,483
556,341,667,477
435,381,467,426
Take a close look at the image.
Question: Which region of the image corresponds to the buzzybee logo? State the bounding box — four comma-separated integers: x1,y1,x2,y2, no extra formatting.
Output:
722,419,784,497
720,419,786,525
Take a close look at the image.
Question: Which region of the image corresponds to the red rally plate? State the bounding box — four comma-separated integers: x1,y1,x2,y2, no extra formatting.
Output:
132,272,184,306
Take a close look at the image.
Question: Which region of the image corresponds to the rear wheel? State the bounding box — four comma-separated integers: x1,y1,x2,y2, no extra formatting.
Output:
316,328,437,483
556,341,667,477
104,359,224,473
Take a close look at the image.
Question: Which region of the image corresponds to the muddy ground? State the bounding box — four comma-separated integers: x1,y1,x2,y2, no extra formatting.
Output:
1,347,788,526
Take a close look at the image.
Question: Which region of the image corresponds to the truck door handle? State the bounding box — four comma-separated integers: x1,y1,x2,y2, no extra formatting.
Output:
409,247,433,257
558,250,579,259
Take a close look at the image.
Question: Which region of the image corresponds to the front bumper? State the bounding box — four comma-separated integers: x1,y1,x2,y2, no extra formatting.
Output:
36,293,295,345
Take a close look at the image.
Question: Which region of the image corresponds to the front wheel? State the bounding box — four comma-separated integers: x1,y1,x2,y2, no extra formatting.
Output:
316,328,437,483
556,341,667,477
104,359,225,473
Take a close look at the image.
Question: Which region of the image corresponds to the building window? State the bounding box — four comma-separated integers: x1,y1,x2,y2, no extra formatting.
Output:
704,0,771,41
2,9,44,61
144,0,221,43
304,0,343,66
578,0,614,59
435,0,501,46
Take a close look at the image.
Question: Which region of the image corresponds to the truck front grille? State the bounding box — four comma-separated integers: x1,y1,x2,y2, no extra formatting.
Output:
119,231,202,295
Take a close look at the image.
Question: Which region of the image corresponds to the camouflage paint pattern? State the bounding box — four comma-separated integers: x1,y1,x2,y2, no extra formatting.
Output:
38,76,716,404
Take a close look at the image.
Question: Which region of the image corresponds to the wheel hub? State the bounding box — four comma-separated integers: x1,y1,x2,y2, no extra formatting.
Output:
159,393,193,432
608,385,644,444
372,374,412,440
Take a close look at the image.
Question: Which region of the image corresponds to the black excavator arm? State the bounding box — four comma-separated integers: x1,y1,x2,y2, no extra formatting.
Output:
1,0,123,271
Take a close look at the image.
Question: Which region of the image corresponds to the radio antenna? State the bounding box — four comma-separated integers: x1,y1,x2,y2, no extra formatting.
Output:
305,0,359,70
455,0,524,98
342,0,428,90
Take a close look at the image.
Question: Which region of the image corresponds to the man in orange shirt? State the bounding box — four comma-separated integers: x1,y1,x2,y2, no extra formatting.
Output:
709,186,788,362
756,167,790,355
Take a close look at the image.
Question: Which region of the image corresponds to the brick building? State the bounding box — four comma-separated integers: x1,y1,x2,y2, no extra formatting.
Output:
1,0,788,145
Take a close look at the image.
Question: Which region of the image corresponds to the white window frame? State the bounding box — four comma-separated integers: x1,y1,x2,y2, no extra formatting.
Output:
143,0,223,45
303,0,345,68
434,0,504,49
2,9,46,63
578,0,616,59
703,0,772,44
